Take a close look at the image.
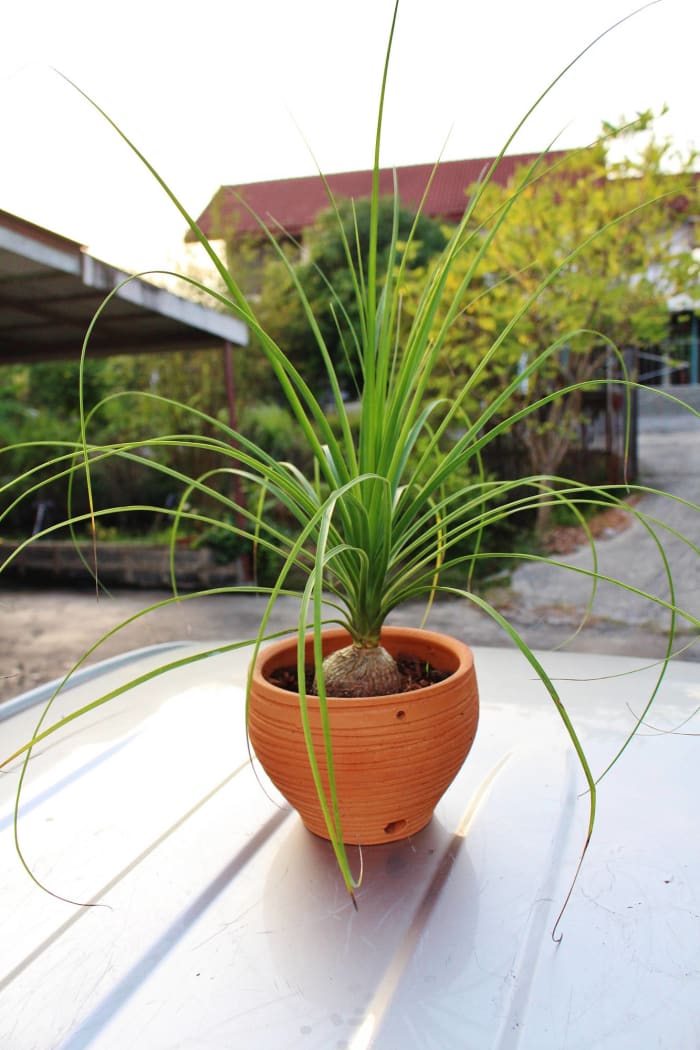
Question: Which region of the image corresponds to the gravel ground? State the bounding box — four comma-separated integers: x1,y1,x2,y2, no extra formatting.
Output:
1,423,698,704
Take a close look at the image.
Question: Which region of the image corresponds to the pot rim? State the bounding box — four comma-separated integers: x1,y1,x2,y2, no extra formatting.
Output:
250,625,475,705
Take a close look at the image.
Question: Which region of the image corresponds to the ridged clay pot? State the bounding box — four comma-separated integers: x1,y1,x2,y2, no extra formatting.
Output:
247,626,479,844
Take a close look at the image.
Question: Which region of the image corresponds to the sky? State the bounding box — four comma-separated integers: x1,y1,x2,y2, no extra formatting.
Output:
1,0,698,274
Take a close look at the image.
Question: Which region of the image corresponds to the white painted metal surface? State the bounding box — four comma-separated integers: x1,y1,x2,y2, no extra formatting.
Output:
1,642,699,1049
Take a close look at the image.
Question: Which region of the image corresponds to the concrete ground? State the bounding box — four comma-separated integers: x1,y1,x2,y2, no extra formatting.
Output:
508,426,700,651
1,417,698,704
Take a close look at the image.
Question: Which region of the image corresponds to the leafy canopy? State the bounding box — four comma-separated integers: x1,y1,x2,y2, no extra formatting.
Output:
254,196,447,396
396,115,699,523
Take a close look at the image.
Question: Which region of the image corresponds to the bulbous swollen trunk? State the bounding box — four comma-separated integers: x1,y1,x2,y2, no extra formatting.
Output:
317,643,403,698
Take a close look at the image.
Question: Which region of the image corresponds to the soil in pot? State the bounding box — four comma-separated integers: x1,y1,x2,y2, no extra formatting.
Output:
267,653,452,696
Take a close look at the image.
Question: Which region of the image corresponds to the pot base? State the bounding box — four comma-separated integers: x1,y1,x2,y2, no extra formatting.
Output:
300,808,434,845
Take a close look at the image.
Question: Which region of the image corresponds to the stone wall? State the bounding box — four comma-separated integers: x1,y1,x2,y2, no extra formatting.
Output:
0,540,242,591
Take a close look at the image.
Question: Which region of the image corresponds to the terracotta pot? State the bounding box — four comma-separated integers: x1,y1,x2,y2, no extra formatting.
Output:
247,626,479,844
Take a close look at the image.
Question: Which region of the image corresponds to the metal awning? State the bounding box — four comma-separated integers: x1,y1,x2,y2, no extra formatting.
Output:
0,210,248,365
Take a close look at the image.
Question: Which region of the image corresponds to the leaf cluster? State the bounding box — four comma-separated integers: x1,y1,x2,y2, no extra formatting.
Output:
254,195,447,397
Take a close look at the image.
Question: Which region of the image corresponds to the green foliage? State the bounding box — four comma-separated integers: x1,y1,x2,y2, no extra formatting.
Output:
255,196,447,396
238,402,310,467
196,511,307,588
0,353,230,536
397,118,699,529
25,360,112,418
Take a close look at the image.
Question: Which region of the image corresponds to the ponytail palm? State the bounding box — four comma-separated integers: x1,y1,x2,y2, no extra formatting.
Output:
3,1,698,926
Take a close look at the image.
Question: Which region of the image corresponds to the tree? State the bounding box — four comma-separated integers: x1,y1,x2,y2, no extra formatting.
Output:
254,196,447,398
400,115,699,530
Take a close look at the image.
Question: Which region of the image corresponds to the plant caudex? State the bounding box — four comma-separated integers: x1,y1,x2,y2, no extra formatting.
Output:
1,1,699,930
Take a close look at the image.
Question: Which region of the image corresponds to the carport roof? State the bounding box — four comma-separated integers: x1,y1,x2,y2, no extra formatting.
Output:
0,209,248,365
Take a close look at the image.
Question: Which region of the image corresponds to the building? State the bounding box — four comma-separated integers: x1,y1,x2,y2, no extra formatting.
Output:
193,152,699,394
191,153,568,247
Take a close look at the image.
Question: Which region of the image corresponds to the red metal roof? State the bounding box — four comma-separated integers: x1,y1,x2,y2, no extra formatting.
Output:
191,153,568,242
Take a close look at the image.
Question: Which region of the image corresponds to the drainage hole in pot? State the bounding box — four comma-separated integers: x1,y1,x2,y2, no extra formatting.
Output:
396,709,406,720
384,819,407,835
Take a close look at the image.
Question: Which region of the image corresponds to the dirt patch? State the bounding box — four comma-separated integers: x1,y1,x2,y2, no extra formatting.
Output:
542,503,637,556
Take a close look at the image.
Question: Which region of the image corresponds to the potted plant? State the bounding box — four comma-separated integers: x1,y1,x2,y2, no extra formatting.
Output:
2,0,698,927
